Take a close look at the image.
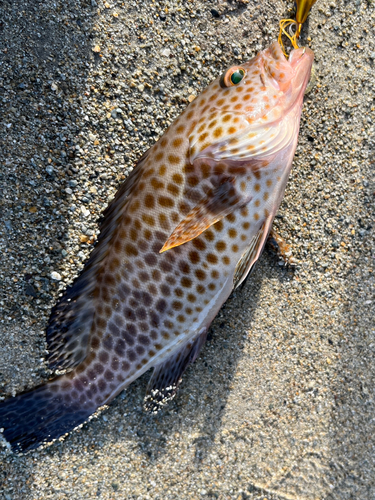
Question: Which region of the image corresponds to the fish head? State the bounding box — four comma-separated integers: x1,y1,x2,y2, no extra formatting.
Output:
188,41,314,163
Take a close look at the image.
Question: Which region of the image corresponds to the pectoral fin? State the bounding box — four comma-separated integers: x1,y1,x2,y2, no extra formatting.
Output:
160,177,249,253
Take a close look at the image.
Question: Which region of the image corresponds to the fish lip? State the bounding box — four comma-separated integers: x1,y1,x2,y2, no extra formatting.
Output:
289,46,314,94
289,46,314,69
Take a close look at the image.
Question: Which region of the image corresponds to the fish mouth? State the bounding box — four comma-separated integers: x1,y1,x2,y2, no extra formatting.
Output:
289,46,314,69
258,42,313,96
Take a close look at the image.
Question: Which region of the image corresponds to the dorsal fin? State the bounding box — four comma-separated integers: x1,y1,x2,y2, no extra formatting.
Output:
46,152,149,370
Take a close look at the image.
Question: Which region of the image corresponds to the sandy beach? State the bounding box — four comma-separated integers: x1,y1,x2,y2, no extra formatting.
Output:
1,0,374,498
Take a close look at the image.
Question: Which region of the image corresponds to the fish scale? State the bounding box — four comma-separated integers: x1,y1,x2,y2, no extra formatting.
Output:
0,41,314,452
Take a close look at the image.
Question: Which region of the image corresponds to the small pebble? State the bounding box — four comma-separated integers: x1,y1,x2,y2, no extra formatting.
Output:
81,206,90,217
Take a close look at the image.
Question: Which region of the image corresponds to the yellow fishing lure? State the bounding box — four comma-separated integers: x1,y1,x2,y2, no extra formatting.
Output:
278,0,318,56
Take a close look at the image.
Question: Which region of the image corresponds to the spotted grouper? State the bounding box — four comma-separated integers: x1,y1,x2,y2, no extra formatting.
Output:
0,42,314,452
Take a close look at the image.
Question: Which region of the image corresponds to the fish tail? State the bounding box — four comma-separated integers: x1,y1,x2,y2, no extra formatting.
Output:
0,380,96,453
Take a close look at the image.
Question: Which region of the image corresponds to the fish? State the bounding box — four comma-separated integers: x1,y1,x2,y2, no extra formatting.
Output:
0,41,314,452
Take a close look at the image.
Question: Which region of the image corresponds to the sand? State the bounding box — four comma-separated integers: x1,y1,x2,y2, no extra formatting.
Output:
1,0,374,498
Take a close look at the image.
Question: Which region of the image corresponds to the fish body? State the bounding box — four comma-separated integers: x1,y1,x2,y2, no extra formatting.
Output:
0,42,313,452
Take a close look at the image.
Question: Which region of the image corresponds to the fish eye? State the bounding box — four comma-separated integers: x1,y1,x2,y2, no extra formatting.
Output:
220,67,246,88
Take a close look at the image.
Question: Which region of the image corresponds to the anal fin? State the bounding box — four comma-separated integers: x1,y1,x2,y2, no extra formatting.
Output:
144,331,207,412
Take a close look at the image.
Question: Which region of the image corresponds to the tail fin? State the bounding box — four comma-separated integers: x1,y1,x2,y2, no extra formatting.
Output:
0,384,96,452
